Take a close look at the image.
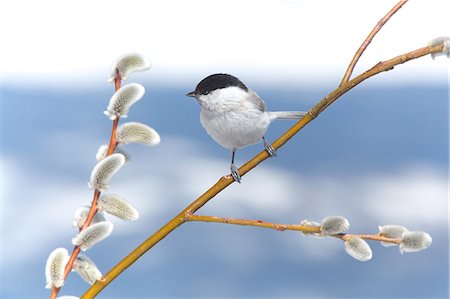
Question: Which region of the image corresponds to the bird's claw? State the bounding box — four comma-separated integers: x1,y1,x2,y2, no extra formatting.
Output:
230,164,241,183
265,143,277,157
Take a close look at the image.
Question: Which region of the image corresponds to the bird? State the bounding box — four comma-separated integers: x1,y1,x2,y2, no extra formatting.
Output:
187,73,306,183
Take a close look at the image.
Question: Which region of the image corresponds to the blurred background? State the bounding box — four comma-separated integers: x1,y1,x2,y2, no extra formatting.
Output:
1,0,448,298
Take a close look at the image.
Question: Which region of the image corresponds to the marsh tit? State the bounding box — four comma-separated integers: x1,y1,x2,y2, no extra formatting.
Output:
187,73,306,183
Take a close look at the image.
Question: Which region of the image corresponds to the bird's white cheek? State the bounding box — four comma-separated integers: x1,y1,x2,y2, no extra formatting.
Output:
195,95,207,107
196,94,222,111
199,88,249,112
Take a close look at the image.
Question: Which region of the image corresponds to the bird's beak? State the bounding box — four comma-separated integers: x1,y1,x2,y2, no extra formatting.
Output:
186,91,196,98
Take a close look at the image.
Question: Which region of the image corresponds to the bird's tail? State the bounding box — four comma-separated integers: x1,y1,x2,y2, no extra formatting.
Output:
268,111,307,120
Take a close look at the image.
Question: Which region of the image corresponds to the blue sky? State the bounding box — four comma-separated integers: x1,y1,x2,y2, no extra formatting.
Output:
1,1,449,298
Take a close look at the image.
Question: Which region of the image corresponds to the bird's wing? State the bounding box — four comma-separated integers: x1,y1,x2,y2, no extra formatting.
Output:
246,90,267,112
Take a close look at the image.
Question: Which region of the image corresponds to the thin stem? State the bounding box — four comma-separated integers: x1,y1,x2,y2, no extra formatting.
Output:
114,68,121,91
340,0,409,85
81,44,442,299
109,70,122,156
107,118,120,156
337,233,401,245
186,214,321,233
186,214,400,245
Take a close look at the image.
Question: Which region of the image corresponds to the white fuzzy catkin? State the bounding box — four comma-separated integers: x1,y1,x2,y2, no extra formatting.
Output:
320,216,350,235
399,231,432,254
96,144,109,161
428,36,450,59
72,221,114,251
378,225,408,247
104,83,145,120
73,254,102,285
116,122,161,146
108,53,151,82
45,248,69,289
98,193,139,221
344,237,372,262
299,219,322,237
88,153,125,192
73,206,106,228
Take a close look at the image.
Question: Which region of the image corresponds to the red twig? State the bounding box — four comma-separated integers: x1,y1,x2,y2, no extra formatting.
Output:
50,71,122,299
186,214,401,245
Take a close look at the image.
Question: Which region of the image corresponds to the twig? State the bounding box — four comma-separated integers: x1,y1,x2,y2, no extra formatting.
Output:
185,214,400,245
340,0,409,85
50,71,122,299
81,44,443,299
337,233,401,245
186,214,321,233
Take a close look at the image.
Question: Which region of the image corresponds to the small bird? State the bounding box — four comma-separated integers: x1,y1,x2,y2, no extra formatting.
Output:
187,73,306,183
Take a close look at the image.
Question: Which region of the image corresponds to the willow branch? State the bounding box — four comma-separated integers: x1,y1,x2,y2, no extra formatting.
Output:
341,0,409,84
186,214,321,233
337,233,401,245
50,72,122,299
186,214,400,245
81,44,442,299
240,45,441,177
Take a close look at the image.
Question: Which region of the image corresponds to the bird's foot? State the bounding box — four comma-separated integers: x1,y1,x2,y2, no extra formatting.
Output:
264,142,277,157
230,164,241,183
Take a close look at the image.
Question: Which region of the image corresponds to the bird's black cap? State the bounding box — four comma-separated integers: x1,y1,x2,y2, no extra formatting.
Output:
186,73,248,97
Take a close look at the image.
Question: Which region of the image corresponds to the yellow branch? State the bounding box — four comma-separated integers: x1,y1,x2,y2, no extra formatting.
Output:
341,0,409,84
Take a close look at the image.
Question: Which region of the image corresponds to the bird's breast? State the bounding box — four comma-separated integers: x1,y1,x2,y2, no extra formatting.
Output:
199,108,270,149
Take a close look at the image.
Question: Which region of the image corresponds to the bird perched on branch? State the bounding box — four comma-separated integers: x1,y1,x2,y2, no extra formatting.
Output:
187,73,306,183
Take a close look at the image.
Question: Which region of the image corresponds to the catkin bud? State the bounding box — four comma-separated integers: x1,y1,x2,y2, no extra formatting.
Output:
299,219,322,237
344,237,372,262
108,53,151,82
116,122,161,146
73,206,106,228
98,193,139,221
95,144,109,161
428,36,450,59
399,231,432,254
378,225,408,247
45,248,69,289
104,83,145,120
72,221,114,251
320,216,350,235
73,254,102,285
88,153,125,192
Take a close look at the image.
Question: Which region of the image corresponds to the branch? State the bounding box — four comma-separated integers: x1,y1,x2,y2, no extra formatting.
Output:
81,44,442,299
185,214,401,245
50,73,122,299
186,214,321,233
337,233,400,245
340,0,409,84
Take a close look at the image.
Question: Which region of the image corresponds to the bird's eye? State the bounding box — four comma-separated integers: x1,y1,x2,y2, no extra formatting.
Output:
201,90,209,95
